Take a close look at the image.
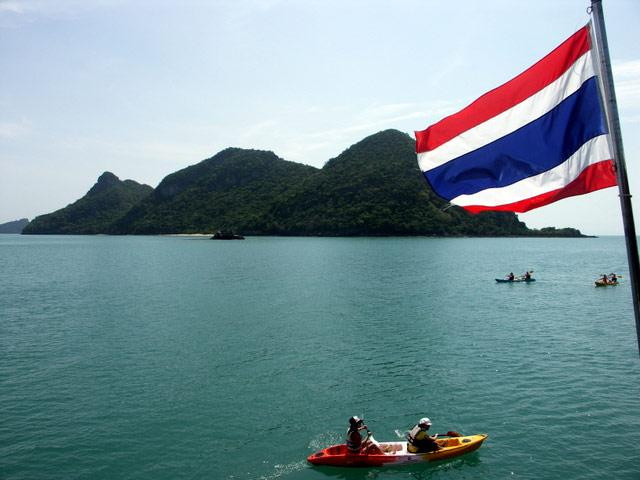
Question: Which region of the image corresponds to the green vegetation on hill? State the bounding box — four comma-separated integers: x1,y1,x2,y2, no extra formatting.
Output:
23,172,153,234
21,130,585,237
112,130,531,236
110,148,318,234
268,129,529,236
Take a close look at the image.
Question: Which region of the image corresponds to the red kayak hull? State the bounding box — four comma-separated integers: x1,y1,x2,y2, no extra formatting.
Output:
307,434,487,467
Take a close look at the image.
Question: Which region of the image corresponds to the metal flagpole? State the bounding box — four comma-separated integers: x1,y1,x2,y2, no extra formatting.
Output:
590,0,640,355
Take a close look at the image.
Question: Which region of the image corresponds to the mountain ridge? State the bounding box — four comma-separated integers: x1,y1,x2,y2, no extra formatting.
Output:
22,130,586,237
23,173,153,234
0,218,30,233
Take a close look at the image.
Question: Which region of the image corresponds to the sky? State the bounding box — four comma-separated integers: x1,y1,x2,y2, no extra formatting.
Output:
1,0,638,235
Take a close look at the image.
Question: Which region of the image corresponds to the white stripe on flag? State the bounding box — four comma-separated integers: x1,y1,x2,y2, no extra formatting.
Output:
417,51,595,173
450,134,613,207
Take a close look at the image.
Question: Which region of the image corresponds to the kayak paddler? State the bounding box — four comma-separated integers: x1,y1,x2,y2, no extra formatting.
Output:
407,417,441,453
346,416,368,453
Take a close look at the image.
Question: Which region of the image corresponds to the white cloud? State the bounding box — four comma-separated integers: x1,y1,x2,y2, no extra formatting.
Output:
613,59,640,77
0,1,27,13
0,120,30,139
0,0,124,18
47,135,217,188
239,119,279,141
613,59,640,111
224,99,466,168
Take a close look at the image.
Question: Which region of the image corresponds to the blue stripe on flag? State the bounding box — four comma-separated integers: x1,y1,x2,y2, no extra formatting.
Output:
424,77,608,201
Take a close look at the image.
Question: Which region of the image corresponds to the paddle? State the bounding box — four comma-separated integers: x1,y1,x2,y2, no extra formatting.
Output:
362,429,387,455
396,428,463,440
362,429,374,445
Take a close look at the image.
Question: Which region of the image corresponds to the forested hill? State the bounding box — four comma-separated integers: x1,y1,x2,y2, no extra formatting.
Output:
22,130,585,236
110,148,319,234
23,172,153,234
111,130,531,235
266,129,530,236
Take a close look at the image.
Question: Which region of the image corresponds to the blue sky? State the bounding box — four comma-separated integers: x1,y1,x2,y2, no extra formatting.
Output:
1,0,638,234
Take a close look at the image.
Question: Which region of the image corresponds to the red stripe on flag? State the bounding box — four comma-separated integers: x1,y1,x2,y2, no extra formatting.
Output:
415,26,591,154
462,160,617,214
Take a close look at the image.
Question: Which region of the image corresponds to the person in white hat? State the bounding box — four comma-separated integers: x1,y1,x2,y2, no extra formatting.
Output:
406,417,440,453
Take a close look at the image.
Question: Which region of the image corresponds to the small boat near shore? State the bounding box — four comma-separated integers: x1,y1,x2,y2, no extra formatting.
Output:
307,433,487,467
595,280,618,287
210,231,245,240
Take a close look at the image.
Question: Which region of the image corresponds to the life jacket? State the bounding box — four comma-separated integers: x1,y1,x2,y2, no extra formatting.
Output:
346,428,362,453
407,425,437,452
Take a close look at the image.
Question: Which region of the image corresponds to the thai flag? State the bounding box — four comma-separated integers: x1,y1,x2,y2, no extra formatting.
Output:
415,25,617,213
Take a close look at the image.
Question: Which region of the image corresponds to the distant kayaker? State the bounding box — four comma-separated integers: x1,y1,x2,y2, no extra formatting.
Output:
407,417,440,453
524,271,531,280
507,272,515,281
601,273,609,284
609,273,618,284
346,416,368,453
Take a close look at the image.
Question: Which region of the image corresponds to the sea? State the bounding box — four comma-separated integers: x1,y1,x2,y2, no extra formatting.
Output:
1,234,639,480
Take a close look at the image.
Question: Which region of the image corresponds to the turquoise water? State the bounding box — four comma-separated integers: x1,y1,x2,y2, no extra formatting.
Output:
1,234,639,480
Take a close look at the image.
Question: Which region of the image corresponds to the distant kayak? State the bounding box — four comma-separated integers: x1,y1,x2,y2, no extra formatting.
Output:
495,278,535,283
595,274,619,287
307,433,487,467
